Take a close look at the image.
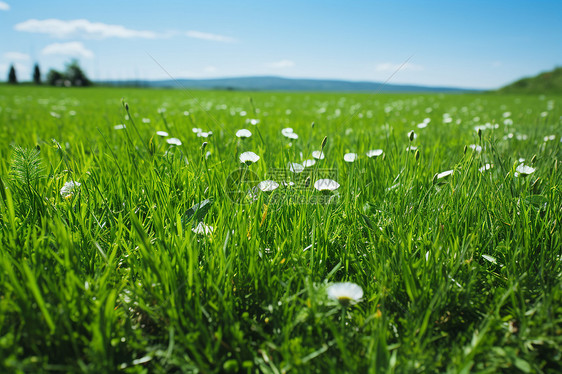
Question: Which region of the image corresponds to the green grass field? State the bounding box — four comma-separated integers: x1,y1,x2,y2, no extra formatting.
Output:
0,85,561,373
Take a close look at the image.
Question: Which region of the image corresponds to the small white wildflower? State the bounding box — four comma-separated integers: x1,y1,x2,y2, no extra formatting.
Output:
343,153,358,163
479,163,493,172
366,149,383,158
240,151,260,165
469,144,482,152
236,129,252,138
167,138,182,146
156,131,168,137
192,222,213,236
60,181,81,198
326,282,363,306
314,179,340,192
258,180,279,192
288,162,304,173
408,130,417,140
515,164,535,177
406,146,418,152
434,170,454,182
282,128,298,139
312,150,325,160
114,124,126,130
302,159,316,167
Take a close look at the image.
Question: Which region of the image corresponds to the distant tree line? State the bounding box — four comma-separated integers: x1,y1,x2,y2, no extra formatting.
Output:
6,59,92,87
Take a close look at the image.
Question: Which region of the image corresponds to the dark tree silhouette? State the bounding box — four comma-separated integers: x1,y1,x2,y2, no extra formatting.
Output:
33,63,41,85
46,69,64,86
46,60,92,87
65,59,91,86
8,65,17,84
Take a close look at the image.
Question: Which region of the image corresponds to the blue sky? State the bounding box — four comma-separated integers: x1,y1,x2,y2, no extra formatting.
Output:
0,0,561,89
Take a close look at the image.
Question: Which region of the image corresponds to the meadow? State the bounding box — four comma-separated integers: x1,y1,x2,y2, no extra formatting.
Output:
0,85,561,373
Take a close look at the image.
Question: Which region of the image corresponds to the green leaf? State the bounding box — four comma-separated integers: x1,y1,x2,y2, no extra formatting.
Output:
183,198,214,225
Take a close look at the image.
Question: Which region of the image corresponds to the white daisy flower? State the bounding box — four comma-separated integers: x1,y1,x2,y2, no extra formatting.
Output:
479,163,493,172
236,129,252,138
258,180,279,192
343,153,358,163
288,162,304,173
281,128,299,139
326,282,363,306
192,127,202,133
469,144,482,152
302,159,316,167
167,138,182,146
192,222,213,236
156,131,168,137
240,151,260,165
366,149,383,158
515,164,535,177
60,181,81,198
312,150,325,160
314,179,340,192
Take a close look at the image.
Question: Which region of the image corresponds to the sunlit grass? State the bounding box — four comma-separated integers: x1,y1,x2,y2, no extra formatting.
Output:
0,85,561,373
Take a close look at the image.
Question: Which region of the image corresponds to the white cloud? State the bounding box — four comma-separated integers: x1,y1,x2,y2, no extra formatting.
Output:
375,62,424,72
0,2,10,11
203,66,217,73
186,30,236,43
42,42,94,58
15,18,158,39
266,59,295,69
4,52,30,61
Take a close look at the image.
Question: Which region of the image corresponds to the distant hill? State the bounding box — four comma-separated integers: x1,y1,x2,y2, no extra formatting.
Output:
498,67,562,94
99,76,479,93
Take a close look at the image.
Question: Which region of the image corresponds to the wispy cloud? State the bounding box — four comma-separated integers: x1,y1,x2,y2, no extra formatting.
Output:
0,2,10,11
375,62,424,72
14,19,238,44
15,19,159,39
266,59,295,69
203,66,217,73
185,30,236,43
4,52,30,61
42,42,94,58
